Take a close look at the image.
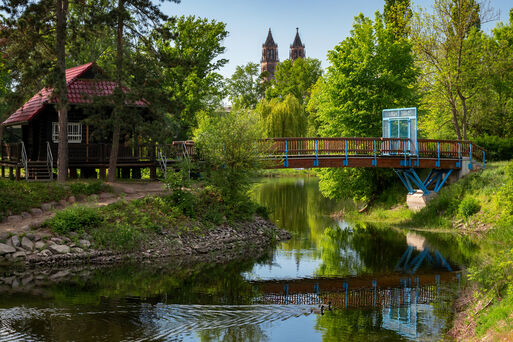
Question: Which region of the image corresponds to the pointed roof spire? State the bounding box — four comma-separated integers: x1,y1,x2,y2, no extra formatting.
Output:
263,28,277,47
292,27,304,48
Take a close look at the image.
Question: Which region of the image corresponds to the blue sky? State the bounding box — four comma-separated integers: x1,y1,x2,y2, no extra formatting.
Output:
161,0,513,78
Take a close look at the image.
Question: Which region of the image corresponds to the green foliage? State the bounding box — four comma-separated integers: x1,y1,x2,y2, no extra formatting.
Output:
498,160,513,216
256,94,307,138
412,0,489,140
266,58,323,105
384,0,412,38
69,181,107,196
474,135,513,161
311,11,418,201
152,16,228,139
0,179,108,217
226,63,268,109
90,223,143,251
45,206,102,235
459,196,481,218
194,109,263,217
0,180,68,216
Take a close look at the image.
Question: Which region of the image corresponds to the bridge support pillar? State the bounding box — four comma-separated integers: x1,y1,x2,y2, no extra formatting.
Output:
406,190,437,211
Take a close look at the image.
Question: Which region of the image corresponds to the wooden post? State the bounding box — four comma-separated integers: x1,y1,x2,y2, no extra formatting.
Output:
1,166,4,178
15,166,20,180
99,168,106,180
150,166,157,180
69,167,78,179
86,125,89,160
9,167,13,179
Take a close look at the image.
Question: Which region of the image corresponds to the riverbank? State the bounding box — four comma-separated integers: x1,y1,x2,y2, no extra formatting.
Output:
0,181,290,268
346,161,513,340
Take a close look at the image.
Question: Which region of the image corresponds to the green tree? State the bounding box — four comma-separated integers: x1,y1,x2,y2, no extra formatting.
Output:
266,57,322,105
1,0,76,181
151,16,228,140
313,12,418,201
470,9,513,138
193,109,264,216
256,94,307,138
384,0,412,38
411,0,493,140
226,63,268,109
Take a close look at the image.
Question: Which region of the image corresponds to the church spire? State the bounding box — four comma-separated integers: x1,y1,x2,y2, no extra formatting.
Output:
261,28,279,81
263,28,277,47
290,27,306,61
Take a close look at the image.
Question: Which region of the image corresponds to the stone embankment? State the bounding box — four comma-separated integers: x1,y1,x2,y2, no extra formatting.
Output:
0,217,290,267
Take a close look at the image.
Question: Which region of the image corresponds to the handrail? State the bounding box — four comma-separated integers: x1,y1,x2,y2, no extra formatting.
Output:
46,141,53,181
158,149,167,177
20,141,28,180
181,141,191,180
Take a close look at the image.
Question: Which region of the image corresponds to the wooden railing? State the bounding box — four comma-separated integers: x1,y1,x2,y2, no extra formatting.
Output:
1,142,174,164
259,137,485,161
1,138,486,166
417,139,485,162
259,137,412,156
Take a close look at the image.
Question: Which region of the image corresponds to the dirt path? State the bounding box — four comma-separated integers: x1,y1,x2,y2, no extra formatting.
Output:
0,181,167,235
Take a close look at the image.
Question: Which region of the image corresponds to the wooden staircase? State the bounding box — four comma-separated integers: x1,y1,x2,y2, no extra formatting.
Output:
27,161,52,181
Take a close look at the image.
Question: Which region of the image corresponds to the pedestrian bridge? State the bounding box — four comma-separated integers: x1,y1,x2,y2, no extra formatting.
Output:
172,137,485,195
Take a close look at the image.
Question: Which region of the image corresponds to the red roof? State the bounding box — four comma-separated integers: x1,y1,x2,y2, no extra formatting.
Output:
2,62,145,126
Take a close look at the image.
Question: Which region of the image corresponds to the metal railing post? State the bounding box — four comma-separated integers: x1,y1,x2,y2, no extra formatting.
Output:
372,140,377,166
284,140,289,168
344,139,348,166
469,143,473,170
436,142,440,168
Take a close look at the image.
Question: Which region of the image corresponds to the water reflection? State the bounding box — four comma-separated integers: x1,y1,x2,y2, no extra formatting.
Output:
0,177,479,341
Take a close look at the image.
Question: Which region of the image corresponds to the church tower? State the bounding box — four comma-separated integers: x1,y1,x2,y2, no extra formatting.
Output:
289,28,305,61
261,28,279,81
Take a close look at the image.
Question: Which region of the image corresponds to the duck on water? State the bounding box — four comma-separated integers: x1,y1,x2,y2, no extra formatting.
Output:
311,302,332,315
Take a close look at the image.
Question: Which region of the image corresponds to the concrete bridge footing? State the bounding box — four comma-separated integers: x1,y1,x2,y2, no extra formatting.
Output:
406,158,479,211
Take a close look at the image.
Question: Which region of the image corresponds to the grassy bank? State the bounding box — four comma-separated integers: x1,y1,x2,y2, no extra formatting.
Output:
42,184,270,252
347,161,513,339
0,179,111,217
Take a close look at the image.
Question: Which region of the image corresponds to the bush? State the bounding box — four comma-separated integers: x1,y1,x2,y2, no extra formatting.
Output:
69,181,106,196
194,109,263,216
90,223,142,251
45,206,102,234
0,179,69,216
458,196,481,218
166,190,198,217
474,135,513,161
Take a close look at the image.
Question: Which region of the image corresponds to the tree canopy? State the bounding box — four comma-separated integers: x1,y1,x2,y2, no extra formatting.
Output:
312,10,419,201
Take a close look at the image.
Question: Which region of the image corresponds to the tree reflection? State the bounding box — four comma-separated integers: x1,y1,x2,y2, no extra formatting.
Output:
198,324,268,342
314,310,408,341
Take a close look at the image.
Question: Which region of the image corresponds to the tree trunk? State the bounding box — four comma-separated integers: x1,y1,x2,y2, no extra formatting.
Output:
56,0,69,182
107,0,125,182
449,99,462,140
458,91,468,140
108,121,120,182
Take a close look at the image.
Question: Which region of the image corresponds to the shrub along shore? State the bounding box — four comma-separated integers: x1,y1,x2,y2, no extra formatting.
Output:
345,161,513,340
0,179,290,268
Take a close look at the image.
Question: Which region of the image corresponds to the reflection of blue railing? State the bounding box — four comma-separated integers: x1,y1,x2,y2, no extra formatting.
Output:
395,246,452,274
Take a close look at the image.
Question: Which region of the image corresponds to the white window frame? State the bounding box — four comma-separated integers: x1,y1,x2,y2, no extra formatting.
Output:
52,122,82,143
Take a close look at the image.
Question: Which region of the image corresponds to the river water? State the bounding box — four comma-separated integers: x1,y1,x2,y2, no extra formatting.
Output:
0,177,477,341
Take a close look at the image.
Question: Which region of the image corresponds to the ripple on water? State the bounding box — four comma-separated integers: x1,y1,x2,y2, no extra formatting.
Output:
0,304,314,341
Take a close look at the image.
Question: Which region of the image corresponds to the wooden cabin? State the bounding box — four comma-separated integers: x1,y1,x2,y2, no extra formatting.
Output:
0,62,174,180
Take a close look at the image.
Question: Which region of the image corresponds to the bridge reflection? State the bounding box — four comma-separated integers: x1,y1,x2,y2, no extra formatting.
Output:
251,271,459,340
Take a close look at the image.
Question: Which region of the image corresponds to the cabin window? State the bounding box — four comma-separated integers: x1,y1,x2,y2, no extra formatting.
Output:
52,122,82,143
